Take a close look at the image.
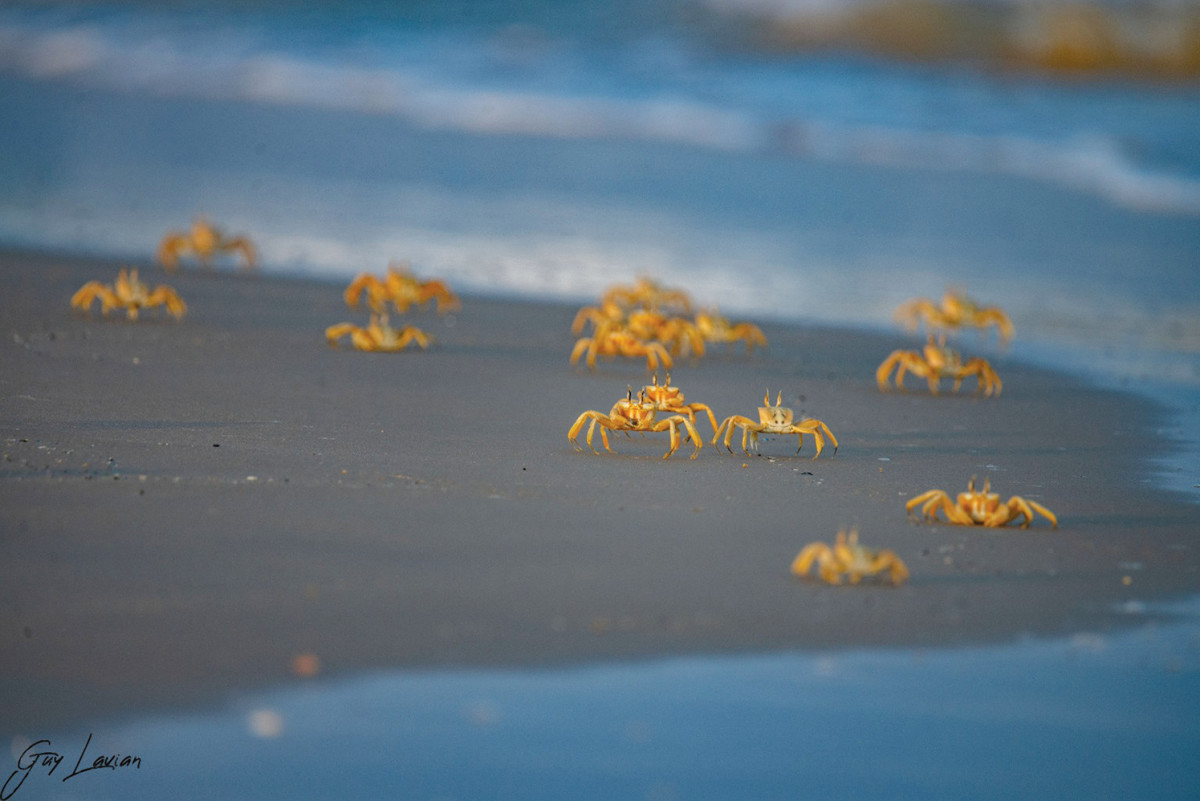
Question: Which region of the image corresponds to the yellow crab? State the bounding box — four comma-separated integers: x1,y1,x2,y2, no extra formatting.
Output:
569,387,703,460
694,310,767,353
877,335,1002,396
572,305,704,358
157,217,256,271
343,262,461,315
570,321,673,372
791,529,909,586
627,310,707,357
906,477,1058,529
713,390,838,458
325,314,433,352
71,268,186,320
894,288,1014,342
571,299,625,335
640,373,718,434
602,277,693,314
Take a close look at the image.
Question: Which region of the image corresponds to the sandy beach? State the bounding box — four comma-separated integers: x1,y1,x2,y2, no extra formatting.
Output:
1,248,1197,737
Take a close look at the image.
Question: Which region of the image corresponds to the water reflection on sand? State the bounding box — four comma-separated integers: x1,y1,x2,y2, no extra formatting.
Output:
13,599,1199,801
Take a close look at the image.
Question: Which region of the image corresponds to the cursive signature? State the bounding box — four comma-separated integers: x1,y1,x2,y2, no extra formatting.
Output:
2,734,142,799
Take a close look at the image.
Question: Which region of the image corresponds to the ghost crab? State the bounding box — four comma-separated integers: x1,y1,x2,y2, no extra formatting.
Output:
571,299,625,335
573,306,703,358
325,314,433,352
627,310,706,358
640,374,718,435
601,277,693,315
693,310,767,353
344,262,461,315
906,477,1058,529
713,390,838,458
570,321,673,372
71,267,186,320
157,217,256,271
791,529,909,586
569,387,702,460
877,335,1002,397
895,288,1014,343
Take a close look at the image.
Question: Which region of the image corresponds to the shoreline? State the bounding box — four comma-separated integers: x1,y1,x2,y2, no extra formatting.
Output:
3,246,1199,736
1008,345,1200,506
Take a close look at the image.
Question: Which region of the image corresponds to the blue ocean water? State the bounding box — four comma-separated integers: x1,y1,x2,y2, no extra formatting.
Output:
1,2,1197,348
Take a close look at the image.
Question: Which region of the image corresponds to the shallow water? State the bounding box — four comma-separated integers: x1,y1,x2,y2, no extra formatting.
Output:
7,599,1199,800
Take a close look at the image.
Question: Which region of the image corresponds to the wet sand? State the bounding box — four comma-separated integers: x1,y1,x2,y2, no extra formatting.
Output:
2,248,1197,735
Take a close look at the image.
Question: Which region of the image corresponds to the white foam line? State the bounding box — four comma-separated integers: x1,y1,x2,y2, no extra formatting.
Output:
2,19,1198,217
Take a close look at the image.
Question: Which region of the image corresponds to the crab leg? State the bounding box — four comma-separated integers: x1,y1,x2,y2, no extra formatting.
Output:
594,420,617,454
790,543,833,581
220,235,257,269
586,417,617,455
925,367,942,395
680,416,703,459
712,418,727,449
738,424,751,454
569,338,594,367
817,552,845,584
906,489,944,515
70,283,119,316
966,359,1002,396
687,403,719,435
643,341,672,372
876,352,901,391
874,554,911,585
907,489,969,525
806,419,839,456
665,418,680,458
148,288,187,319
999,496,1058,529
347,328,374,350
877,351,925,392
714,416,751,454
944,500,977,525
656,417,682,459
394,327,433,350
791,421,831,458
344,274,386,309
1026,500,1058,528
899,356,929,391
569,411,604,453
978,309,1015,342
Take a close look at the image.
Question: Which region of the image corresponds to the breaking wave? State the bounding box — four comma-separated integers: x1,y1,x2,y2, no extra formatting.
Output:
1,8,1198,217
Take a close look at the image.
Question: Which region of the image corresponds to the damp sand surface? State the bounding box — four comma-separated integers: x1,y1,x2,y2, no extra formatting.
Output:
2,249,1197,735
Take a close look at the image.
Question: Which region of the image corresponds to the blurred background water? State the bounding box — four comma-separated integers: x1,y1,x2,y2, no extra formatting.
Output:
0,4,1196,331
1,4,1197,353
